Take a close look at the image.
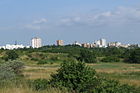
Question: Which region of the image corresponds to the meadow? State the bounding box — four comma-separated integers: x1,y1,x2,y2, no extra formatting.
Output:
23,62,140,86
0,63,140,93
0,47,140,93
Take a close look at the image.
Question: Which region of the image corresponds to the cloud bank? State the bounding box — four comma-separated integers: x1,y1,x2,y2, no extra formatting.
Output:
58,7,140,27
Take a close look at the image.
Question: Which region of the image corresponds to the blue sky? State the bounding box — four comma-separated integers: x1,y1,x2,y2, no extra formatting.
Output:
0,0,140,45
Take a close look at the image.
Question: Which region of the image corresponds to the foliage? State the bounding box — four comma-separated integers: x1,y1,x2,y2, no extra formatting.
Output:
93,78,140,93
28,79,49,91
101,56,120,62
126,48,140,63
37,60,51,64
3,50,19,61
79,50,96,63
0,61,24,81
50,61,98,92
49,61,139,93
1,45,140,63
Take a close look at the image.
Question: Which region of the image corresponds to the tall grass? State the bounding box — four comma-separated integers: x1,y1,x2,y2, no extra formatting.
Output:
0,81,68,93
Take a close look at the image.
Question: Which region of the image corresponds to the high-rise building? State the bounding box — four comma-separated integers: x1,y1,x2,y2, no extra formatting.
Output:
100,38,107,47
108,42,121,47
57,40,64,46
73,41,82,46
82,43,92,48
31,37,42,48
94,38,107,47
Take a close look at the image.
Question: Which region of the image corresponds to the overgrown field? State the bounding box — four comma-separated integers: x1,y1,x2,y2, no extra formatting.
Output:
0,62,139,93
0,46,140,92
23,63,140,87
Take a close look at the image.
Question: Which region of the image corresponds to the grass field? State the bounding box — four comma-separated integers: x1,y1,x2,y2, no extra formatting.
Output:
89,62,140,87
0,62,139,93
23,62,140,87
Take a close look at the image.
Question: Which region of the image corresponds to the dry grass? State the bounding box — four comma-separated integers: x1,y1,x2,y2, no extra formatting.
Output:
0,62,140,93
0,81,68,93
89,62,140,87
22,62,140,87
23,66,59,79
119,79,140,87
0,87,68,93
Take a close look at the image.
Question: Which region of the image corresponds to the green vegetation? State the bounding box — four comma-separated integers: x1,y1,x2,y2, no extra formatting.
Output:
3,50,19,61
50,61,97,92
0,46,140,93
0,61,24,81
126,48,140,63
101,56,120,62
29,61,140,93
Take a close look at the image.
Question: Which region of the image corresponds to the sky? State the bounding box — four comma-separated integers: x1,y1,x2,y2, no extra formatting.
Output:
0,0,140,45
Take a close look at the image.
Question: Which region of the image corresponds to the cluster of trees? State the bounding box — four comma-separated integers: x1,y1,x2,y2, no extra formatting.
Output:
39,45,140,64
1,45,140,64
2,50,19,61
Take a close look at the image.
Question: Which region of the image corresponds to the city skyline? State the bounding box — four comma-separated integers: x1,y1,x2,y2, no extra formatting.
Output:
0,37,139,50
0,0,140,45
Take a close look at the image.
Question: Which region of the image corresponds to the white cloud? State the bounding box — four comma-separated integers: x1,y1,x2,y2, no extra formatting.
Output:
23,7,140,31
58,7,140,27
24,24,41,30
23,18,48,30
33,18,48,24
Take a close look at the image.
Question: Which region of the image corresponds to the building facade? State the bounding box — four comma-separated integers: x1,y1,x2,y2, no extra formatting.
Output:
94,38,107,47
31,37,42,48
57,40,64,46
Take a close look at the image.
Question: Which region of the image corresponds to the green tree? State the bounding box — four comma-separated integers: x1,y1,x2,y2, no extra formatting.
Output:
5,50,19,61
79,50,96,63
50,61,98,93
127,49,140,63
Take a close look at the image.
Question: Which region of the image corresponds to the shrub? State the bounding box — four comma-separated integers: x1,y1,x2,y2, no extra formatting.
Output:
31,58,39,61
79,50,96,63
101,56,120,62
49,61,139,93
126,49,140,63
50,61,98,93
50,56,59,61
0,61,24,81
37,60,51,64
93,78,140,93
28,79,49,91
5,50,19,61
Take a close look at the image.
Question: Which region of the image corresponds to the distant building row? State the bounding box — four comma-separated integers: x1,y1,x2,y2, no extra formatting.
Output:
0,37,139,50
0,44,30,50
73,39,140,48
73,38,107,48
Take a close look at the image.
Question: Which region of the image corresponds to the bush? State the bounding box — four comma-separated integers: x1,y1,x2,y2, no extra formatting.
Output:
50,56,59,61
101,56,120,62
50,61,98,92
28,79,49,91
49,61,139,93
79,50,96,63
92,78,140,93
37,60,52,64
3,50,19,61
126,49,140,63
31,58,39,61
0,61,24,81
